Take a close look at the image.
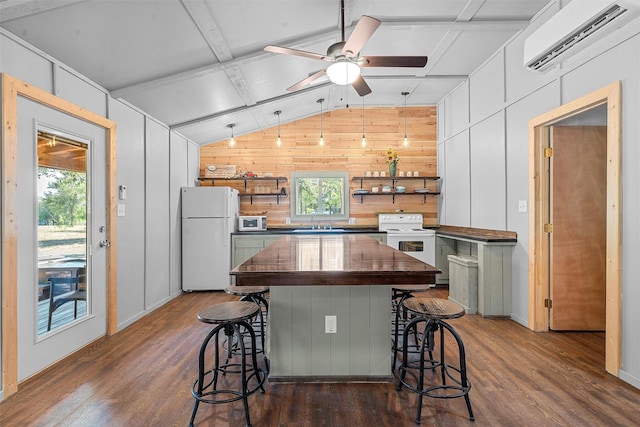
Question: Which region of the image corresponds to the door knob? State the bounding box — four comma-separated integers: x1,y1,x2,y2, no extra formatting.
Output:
99,240,111,247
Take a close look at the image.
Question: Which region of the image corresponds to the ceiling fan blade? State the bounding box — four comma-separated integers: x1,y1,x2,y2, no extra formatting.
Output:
287,70,327,92
352,75,372,97
342,16,381,57
360,56,428,68
264,45,330,62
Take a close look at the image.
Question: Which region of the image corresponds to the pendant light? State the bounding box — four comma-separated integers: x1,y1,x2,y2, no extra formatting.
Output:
361,96,366,148
227,123,236,147
402,91,409,147
274,110,282,147
317,98,325,146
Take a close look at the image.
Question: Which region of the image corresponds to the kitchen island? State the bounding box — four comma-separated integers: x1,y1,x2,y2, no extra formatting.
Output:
230,234,440,382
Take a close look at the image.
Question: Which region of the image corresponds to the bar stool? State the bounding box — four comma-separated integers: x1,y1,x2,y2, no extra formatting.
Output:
189,301,266,427
395,297,474,424
225,285,269,370
391,285,433,370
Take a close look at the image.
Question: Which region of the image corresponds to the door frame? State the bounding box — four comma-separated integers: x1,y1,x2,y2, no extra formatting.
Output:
1,73,117,397
528,81,622,376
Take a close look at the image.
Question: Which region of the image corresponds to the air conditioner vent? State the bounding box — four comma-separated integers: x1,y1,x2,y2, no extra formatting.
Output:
523,0,639,72
527,5,627,71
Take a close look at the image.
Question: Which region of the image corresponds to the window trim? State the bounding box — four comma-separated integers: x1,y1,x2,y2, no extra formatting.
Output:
290,171,350,222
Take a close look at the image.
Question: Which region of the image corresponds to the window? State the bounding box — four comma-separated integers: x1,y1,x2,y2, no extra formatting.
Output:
290,171,349,221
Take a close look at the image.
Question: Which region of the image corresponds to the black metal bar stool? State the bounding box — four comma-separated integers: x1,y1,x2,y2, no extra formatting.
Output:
225,285,269,371
189,301,266,427
395,297,474,424
391,285,433,370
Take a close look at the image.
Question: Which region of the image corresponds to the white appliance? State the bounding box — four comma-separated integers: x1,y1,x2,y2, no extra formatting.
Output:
379,212,436,271
239,215,267,231
523,0,639,72
181,186,239,291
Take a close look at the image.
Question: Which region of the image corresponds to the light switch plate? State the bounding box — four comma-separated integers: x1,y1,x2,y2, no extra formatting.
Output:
117,204,126,216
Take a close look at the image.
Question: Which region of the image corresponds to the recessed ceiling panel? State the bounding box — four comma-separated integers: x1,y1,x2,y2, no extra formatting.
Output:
121,70,246,127
428,29,518,75
2,1,215,89
209,0,339,58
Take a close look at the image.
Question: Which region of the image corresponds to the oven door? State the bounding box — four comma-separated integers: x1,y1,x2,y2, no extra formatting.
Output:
386,232,436,266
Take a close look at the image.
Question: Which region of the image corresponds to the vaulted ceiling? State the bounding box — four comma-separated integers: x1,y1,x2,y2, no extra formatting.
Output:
0,0,551,145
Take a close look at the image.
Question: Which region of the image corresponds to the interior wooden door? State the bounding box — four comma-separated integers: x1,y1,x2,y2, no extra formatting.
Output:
550,126,607,331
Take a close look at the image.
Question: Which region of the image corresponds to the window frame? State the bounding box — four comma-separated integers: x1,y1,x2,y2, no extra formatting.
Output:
290,171,350,222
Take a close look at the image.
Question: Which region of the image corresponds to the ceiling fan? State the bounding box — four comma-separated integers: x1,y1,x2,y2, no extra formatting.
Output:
264,0,428,96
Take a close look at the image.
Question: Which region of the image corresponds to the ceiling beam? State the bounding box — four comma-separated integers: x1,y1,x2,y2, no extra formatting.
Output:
456,0,487,22
180,0,256,107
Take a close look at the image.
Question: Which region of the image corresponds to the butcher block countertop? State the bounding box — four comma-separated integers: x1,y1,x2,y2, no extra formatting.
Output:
436,225,517,243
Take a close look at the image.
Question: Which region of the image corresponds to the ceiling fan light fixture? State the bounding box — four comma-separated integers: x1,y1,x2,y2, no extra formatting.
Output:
326,60,360,85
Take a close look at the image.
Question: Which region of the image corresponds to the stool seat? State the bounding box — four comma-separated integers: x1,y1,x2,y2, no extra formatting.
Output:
403,297,465,320
225,285,269,296
197,301,259,324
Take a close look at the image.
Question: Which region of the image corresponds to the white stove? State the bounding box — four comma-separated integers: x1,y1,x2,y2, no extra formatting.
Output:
378,213,436,267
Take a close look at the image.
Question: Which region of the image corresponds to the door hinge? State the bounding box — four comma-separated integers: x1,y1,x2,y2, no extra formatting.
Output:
544,223,553,233
544,298,552,308
544,147,553,157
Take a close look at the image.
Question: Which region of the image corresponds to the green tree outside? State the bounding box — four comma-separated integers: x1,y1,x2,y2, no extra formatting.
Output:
38,167,87,226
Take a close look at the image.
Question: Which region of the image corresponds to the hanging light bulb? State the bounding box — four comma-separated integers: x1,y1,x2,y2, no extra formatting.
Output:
317,98,325,146
361,95,366,148
402,92,409,147
227,123,236,147
274,110,282,148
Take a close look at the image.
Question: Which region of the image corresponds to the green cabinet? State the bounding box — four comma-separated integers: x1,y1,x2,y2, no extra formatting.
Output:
231,234,281,285
232,234,280,268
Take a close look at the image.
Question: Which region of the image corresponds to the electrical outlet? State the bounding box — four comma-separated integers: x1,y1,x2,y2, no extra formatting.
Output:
518,200,527,213
325,315,337,333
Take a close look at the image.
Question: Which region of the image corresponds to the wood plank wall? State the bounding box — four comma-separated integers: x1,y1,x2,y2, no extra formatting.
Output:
199,106,438,227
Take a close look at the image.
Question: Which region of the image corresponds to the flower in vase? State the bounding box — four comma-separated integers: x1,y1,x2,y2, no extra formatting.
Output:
385,148,399,164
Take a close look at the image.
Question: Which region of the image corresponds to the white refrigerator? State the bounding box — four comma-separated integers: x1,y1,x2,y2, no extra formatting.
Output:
181,186,239,291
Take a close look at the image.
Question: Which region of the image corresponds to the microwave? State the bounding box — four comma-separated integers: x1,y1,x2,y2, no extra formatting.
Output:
239,215,267,231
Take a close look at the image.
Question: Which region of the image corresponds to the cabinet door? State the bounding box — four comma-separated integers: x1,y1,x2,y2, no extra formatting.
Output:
435,237,456,284
232,237,265,268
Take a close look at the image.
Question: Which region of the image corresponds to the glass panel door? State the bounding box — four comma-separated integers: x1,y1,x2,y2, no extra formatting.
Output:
36,130,89,336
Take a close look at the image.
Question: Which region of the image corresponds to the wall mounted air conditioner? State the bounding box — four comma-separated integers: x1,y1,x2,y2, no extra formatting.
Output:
523,0,639,71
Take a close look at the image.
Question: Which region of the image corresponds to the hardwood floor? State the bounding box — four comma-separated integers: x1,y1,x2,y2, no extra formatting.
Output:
2,287,640,426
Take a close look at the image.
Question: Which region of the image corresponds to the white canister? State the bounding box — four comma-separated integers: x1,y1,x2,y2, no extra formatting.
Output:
399,171,404,177
371,186,379,193
373,171,379,177
406,171,412,177
414,171,419,177
380,171,386,177
365,171,372,177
